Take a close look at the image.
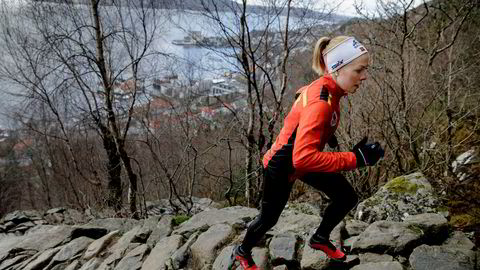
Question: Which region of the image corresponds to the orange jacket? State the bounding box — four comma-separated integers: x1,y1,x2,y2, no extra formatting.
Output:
263,75,357,178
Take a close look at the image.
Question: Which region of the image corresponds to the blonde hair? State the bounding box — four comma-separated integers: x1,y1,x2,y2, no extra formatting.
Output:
312,36,350,76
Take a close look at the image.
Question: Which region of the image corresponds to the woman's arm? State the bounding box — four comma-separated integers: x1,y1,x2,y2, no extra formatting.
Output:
292,100,357,172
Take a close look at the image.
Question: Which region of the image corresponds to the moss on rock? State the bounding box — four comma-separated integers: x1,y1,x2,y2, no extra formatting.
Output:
384,176,423,194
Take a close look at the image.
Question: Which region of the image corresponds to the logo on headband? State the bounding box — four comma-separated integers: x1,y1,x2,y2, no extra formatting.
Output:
331,59,344,70
352,39,361,49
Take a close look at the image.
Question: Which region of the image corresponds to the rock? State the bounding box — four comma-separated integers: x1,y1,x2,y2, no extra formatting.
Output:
0,225,76,259
343,236,358,252
273,265,288,270
64,260,80,270
173,206,257,236
147,197,220,216
351,261,404,270
190,223,234,267
2,210,42,224
49,236,93,263
270,210,321,236
114,244,150,270
98,225,147,269
146,215,173,247
78,258,102,270
346,219,369,237
268,233,297,265
351,221,423,255
452,149,479,181
83,230,120,260
86,218,140,233
300,235,329,269
0,254,31,270
331,221,345,250
3,222,15,231
250,247,269,269
22,247,62,270
9,221,36,234
355,172,441,223
46,208,66,215
62,209,88,225
212,245,235,270
167,232,199,269
409,244,476,270
358,253,394,263
212,246,268,270
403,213,449,244
443,231,475,250
141,234,183,270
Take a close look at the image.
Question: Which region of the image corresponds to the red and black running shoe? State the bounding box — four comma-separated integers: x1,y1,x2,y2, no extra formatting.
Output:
227,245,259,270
309,235,346,261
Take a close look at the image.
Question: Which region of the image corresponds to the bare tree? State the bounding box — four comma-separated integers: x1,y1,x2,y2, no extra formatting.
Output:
194,0,339,206
0,0,161,216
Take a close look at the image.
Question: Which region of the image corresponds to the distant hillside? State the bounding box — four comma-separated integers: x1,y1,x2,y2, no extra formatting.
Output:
33,0,350,22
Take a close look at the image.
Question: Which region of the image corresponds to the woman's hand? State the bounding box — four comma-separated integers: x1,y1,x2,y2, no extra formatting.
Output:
352,137,385,167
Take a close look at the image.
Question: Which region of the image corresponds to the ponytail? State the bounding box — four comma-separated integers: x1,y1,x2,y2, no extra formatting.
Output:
312,37,331,76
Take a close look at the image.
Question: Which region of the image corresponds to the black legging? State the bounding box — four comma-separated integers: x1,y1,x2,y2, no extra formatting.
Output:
241,165,359,252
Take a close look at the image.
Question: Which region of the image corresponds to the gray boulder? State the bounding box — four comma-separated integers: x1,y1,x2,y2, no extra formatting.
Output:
190,223,234,268
409,244,476,270
86,218,140,234
98,225,149,269
173,206,257,236
22,247,62,270
346,219,369,237
0,225,76,259
300,232,329,270
403,213,449,244
351,221,423,255
270,209,321,236
48,236,93,265
167,232,199,269
443,231,475,250
452,149,479,182
355,172,441,223
141,234,183,270
351,261,404,270
358,252,394,263
268,233,297,265
212,245,269,270
146,215,173,247
83,230,120,260
114,244,150,270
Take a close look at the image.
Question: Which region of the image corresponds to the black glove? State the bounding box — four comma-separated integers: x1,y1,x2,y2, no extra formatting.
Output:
327,134,338,148
352,137,385,167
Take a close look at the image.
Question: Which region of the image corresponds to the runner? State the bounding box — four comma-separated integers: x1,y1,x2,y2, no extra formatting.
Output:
228,36,385,270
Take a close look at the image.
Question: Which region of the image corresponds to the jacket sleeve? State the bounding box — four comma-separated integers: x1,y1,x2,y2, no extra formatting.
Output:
292,100,357,172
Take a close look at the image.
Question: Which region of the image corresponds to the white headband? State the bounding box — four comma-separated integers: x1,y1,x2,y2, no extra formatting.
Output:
323,37,368,73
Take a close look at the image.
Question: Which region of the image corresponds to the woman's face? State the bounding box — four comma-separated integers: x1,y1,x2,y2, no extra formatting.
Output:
334,53,369,94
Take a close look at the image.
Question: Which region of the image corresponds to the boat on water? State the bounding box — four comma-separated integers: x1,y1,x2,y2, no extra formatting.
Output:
172,31,229,48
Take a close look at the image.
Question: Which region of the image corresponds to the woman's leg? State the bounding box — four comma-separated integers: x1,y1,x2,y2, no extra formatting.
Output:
240,166,293,252
301,173,358,238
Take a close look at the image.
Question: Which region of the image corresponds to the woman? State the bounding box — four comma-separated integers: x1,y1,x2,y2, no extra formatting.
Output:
229,36,385,270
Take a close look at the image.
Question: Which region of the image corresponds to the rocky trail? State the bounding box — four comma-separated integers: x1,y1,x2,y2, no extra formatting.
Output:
0,172,477,270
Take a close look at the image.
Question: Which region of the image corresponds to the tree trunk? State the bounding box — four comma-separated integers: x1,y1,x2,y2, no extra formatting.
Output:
103,134,123,211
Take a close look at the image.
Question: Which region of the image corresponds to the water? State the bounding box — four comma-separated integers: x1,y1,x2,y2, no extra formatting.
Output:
0,6,329,128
